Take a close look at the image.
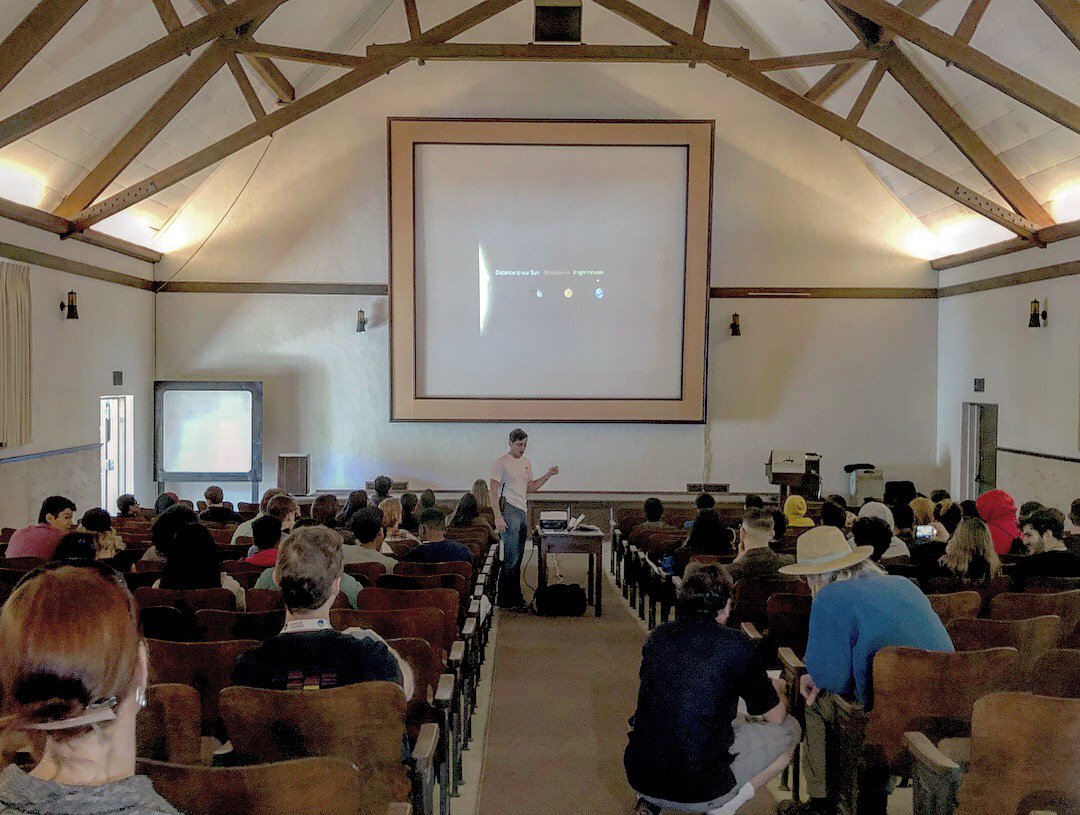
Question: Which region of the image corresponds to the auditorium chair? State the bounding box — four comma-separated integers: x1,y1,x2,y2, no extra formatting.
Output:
244,587,284,612
946,616,1061,679
1024,575,1080,593
137,756,370,815
103,547,148,572
728,577,805,631
122,570,162,592
133,560,165,573
345,561,388,585
134,587,238,637
194,608,285,641
220,560,262,590
146,638,258,739
395,561,473,584
136,683,201,764
743,592,813,668
388,636,457,809
1029,649,1080,698
214,544,251,561
785,646,1021,815
220,682,437,815
906,692,1080,815
989,591,1080,646
234,535,254,550
377,573,470,620
0,527,15,543
926,592,982,628
0,557,43,573
140,605,192,641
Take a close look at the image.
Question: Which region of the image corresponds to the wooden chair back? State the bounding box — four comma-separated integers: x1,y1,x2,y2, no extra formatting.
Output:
636,527,688,556
146,638,258,737
927,591,982,627
245,587,284,612
194,608,285,641
663,510,696,528
235,535,254,549
1024,576,1080,593
344,561,388,585
730,577,803,630
134,587,237,615
122,570,162,592
446,525,488,547
133,560,165,574
219,683,411,815
355,588,458,654
136,683,201,764
989,591,1080,645
953,692,1080,815
104,548,148,572
214,544,250,561
394,560,473,583
139,606,192,641
866,646,1021,770
0,528,15,543
137,756,363,815
237,502,259,514
1029,648,1080,699
207,527,234,546
615,509,645,538
332,607,448,663
387,637,442,705
764,592,813,657
0,557,44,572
946,616,1061,678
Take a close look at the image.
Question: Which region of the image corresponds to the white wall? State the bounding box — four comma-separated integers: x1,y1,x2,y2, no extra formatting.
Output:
0,218,155,526
147,0,946,502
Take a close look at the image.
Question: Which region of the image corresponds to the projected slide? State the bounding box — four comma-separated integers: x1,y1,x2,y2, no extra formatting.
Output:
155,381,263,480
414,144,686,400
389,119,712,422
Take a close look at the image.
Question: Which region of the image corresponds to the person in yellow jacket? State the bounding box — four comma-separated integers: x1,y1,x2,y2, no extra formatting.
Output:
784,494,815,528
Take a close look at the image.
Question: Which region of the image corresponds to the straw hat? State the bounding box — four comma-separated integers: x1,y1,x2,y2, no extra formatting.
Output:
778,526,873,576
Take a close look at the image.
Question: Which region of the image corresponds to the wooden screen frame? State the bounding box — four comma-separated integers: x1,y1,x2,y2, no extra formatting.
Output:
388,118,713,422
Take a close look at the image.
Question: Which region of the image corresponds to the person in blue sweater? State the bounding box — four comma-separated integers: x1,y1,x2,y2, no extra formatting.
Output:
776,526,952,815
401,508,473,565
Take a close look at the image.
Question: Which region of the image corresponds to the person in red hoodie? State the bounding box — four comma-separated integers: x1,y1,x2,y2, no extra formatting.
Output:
975,489,1021,555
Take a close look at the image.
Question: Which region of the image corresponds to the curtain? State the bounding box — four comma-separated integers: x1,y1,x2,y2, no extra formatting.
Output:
0,261,32,447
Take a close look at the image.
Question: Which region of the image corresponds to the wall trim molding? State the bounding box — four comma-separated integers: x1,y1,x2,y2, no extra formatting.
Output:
937,259,1079,298
709,286,936,299
1,242,155,290
0,443,101,465
155,281,389,295
997,447,1080,465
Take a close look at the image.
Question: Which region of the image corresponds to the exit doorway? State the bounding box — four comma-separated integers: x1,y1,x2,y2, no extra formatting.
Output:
100,396,134,510
960,402,998,500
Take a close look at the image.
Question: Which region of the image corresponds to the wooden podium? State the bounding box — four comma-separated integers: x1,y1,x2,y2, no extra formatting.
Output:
277,454,309,496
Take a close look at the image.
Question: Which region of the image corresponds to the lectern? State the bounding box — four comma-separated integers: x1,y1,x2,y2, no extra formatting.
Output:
766,450,821,501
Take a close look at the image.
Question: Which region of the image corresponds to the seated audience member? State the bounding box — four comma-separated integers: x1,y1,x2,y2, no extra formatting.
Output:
684,493,717,530
335,490,368,529
891,502,915,545
310,494,341,528
419,489,437,511
975,488,1021,555
770,511,788,550
116,493,140,519
245,494,300,558
369,475,393,508
246,515,283,567
159,523,245,610
380,498,420,549
234,527,411,696
937,517,1002,587
0,564,180,815
399,492,421,534
140,504,198,564
624,564,800,815
449,493,499,545
401,509,473,565
631,497,669,542
1017,500,1044,526
819,500,847,532
727,508,794,584
673,509,734,576
230,487,285,545
345,507,397,570
856,502,908,559
199,486,242,525
930,489,951,503
909,497,947,542
850,517,894,563
78,508,125,560
1012,508,1080,587
778,527,952,815
52,531,99,561
959,499,979,519
783,495,814,528
153,492,178,515
253,533,363,609
931,499,960,540
6,496,77,560
471,478,494,512
1068,498,1080,535
744,494,765,511
825,494,857,531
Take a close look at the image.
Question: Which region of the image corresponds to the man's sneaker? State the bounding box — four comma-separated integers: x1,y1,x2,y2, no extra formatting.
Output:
633,797,661,815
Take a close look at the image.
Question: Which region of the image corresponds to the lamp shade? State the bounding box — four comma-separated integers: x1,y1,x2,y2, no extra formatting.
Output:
63,290,79,320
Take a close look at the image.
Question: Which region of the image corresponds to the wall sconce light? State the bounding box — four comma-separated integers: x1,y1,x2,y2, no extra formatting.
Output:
356,309,367,333
729,313,741,336
1028,298,1047,328
60,290,79,320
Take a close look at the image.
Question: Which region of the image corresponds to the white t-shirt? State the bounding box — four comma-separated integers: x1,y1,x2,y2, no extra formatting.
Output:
489,453,533,512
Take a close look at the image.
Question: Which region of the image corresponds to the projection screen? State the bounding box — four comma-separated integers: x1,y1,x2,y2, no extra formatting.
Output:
389,119,712,422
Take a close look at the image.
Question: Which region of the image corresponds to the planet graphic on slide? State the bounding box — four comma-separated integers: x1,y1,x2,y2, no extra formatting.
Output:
594,288,604,299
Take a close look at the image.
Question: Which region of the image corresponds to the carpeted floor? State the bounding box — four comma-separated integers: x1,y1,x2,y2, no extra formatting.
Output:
476,550,646,815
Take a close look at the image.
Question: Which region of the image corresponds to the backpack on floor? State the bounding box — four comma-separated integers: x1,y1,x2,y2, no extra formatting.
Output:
533,583,587,617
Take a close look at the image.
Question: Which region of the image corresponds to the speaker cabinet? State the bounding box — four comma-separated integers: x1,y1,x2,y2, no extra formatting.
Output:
277,454,309,496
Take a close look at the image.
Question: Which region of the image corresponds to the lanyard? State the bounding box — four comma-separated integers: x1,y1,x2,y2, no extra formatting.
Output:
281,618,331,634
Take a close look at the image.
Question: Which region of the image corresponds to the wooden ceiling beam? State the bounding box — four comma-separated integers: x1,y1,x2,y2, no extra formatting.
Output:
0,197,162,263
236,42,368,69
931,218,1080,269
67,0,527,231
0,0,288,151
365,42,747,62
589,0,1037,238
836,0,1080,133
806,61,868,103
226,54,266,120
953,0,991,44
885,49,1054,227
1031,0,1080,51
403,0,423,38
0,0,93,95
53,41,233,219
193,0,294,102
149,0,184,34
846,56,887,124
750,47,881,72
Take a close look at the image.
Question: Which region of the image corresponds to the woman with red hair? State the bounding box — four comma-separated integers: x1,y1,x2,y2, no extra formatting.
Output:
0,563,180,814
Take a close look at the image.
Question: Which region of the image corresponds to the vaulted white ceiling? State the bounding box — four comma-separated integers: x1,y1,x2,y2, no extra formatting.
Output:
0,0,1077,258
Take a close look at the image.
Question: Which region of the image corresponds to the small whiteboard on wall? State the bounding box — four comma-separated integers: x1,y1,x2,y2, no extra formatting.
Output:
154,381,263,483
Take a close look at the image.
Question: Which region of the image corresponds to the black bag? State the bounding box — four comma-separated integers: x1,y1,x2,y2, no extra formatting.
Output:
533,583,587,617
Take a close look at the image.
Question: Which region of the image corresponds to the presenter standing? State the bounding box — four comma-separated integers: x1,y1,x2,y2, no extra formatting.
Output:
490,428,558,610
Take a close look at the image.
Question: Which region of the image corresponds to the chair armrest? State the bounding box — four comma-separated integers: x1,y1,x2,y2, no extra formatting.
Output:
434,673,454,707
778,647,805,674
833,695,864,717
410,723,438,815
742,622,763,641
462,618,477,639
448,640,465,666
385,805,412,815
905,731,962,815
468,599,480,619
412,722,439,766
